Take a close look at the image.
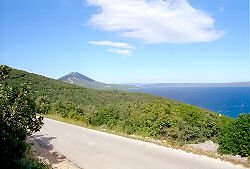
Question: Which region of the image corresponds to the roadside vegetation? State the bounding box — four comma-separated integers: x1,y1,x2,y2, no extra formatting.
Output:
218,114,249,157
2,65,249,164
0,65,50,168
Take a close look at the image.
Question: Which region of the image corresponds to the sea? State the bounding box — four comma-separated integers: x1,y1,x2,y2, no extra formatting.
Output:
128,87,250,118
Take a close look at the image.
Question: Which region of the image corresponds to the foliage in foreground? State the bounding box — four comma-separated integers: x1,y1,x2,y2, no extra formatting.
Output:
218,114,250,157
0,65,48,168
9,143,50,169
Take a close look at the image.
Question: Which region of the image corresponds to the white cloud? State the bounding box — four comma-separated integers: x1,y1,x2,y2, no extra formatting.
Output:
108,48,131,56
88,41,135,49
87,0,224,44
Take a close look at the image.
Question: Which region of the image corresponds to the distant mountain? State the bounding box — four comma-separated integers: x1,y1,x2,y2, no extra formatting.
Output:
130,82,250,88
59,72,95,82
58,72,134,90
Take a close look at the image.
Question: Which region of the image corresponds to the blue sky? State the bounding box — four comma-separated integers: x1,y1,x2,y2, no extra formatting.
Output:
0,0,249,83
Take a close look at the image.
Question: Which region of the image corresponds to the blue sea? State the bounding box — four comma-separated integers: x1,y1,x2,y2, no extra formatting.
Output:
128,87,250,118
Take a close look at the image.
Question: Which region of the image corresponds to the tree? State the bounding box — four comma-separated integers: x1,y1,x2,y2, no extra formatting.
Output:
0,65,44,167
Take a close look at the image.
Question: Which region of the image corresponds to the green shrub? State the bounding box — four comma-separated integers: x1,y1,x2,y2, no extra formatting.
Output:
0,65,45,167
128,101,172,137
218,114,250,157
46,98,228,145
12,158,50,169
90,105,119,127
36,96,51,114
10,143,50,169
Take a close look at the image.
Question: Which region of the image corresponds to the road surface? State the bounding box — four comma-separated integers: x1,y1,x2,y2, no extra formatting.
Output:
32,118,245,169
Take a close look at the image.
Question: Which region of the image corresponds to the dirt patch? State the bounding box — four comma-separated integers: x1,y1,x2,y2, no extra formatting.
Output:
187,140,219,153
27,135,81,169
222,155,249,164
186,140,249,168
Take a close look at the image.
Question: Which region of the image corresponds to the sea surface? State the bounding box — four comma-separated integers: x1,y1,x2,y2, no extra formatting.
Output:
128,87,250,118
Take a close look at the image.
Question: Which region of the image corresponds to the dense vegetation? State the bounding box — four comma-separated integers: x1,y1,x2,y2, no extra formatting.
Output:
2,66,249,158
218,114,250,157
0,66,49,168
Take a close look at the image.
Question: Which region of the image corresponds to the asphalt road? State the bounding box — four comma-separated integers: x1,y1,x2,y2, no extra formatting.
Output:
32,118,245,169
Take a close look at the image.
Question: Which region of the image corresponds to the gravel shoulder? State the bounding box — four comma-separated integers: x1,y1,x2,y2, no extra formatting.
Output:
27,135,80,169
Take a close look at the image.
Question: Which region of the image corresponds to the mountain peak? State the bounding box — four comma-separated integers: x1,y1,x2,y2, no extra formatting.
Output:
59,72,95,82
58,72,133,89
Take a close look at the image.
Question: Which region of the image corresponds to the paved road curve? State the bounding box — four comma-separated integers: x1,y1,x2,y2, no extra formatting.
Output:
32,118,245,169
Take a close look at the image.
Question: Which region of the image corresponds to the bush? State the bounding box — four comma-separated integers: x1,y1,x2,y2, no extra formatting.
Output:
12,158,49,169
36,96,51,114
45,98,228,145
90,105,119,127
218,114,250,157
129,101,172,137
0,65,45,167
10,143,50,169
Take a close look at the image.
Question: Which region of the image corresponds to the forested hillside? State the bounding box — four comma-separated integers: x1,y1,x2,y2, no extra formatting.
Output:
4,68,233,144
3,67,249,158
6,69,174,106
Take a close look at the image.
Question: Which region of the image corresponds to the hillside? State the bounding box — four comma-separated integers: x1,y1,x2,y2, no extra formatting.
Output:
4,68,177,107
58,72,134,90
3,68,232,144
